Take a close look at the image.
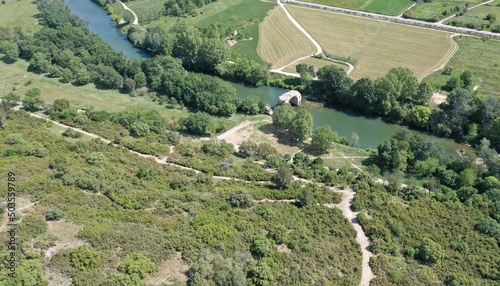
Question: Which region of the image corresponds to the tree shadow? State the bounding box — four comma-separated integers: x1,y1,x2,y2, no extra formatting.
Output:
258,123,307,149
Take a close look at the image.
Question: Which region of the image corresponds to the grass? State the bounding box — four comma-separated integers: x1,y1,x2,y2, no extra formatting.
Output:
287,5,456,80
300,0,414,15
0,59,189,122
0,0,41,34
282,57,348,74
424,36,500,97
257,7,316,69
406,0,483,21
130,0,275,63
444,0,500,32
314,143,370,171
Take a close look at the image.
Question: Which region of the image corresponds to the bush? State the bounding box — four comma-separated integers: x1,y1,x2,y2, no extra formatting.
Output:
228,190,253,208
71,246,100,271
118,252,156,279
45,208,64,221
86,152,107,165
5,133,26,145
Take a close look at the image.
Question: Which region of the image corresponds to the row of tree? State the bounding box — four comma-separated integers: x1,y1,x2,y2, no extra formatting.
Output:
303,65,500,150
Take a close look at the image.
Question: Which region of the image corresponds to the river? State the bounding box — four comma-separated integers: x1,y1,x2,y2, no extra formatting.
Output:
64,0,467,153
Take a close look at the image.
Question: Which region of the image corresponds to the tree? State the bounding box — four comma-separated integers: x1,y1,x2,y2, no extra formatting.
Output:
274,166,293,188
417,238,445,264
1,41,19,63
459,71,472,87
228,190,253,208
251,235,274,258
130,121,150,137
239,140,259,158
314,65,353,104
15,259,48,286
23,88,45,111
123,78,136,92
351,77,376,113
28,52,51,73
118,252,156,279
53,99,70,111
410,105,432,128
181,112,215,135
45,208,64,221
188,251,246,286
73,68,92,86
123,10,135,23
101,274,144,286
349,132,360,148
70,246,100,271
289,109,313,141
272,103,295,130
311,125,338,153
0,92,20,127
444,76,462,91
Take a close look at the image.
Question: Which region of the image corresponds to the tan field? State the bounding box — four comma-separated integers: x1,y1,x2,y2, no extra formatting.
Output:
258,7,316,69
286,5,456,79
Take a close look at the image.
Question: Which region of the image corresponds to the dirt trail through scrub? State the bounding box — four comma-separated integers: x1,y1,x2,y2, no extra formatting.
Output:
25,111,375,286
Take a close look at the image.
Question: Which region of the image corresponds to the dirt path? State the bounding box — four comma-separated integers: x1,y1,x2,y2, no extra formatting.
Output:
0,201,36,233
26,111,374,286
418,34,459,82
117,0,139,25
216,120,254,151
270,0,354,76
324,190,374,286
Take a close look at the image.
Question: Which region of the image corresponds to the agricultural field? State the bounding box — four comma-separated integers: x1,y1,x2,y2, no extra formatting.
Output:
0,60,188,122
424,36,500,97
282,57,348,74
444,0,500,32
405,0,484,21
287,5,456,80
300,0,414,15
0,0,41,34
257,7,316,69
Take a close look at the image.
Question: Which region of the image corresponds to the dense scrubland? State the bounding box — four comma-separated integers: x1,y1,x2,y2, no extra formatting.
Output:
1,0,500,284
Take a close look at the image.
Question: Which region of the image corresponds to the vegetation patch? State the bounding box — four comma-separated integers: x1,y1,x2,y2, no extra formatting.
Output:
287,5,455,79
258,7,316,69
282,57,348,74
445,0,500,32
405,0,484,22
300,0,414,15
424,36,500,97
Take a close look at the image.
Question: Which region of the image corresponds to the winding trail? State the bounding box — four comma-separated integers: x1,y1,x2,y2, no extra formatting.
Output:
269,0,354,77
117,0,139,25
417,34,460,82
0,202,36,233
25,111,374,286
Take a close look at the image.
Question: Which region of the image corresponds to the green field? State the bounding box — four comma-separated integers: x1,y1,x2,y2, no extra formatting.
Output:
0,0,41,33
444,0,500,32
0,59,188,122
424,36,500,97
130,0,275,63
287,5,455,80
406,0,483,21
301,0,414,15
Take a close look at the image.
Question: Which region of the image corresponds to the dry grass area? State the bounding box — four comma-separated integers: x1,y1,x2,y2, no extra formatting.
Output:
282,57,348,74
45,219,85,259
258,7,316,69
287,5,455,80
145,252,189,285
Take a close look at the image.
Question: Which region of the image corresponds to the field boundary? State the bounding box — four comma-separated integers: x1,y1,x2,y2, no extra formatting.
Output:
418,34,459,81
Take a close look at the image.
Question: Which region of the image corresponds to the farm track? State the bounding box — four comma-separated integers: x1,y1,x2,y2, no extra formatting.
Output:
268,0,354,77
117,0,138,25
25,111,375,286
417,34,459,81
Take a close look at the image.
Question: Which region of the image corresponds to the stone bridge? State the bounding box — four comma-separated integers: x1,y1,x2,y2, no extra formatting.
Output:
278,90,301,106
